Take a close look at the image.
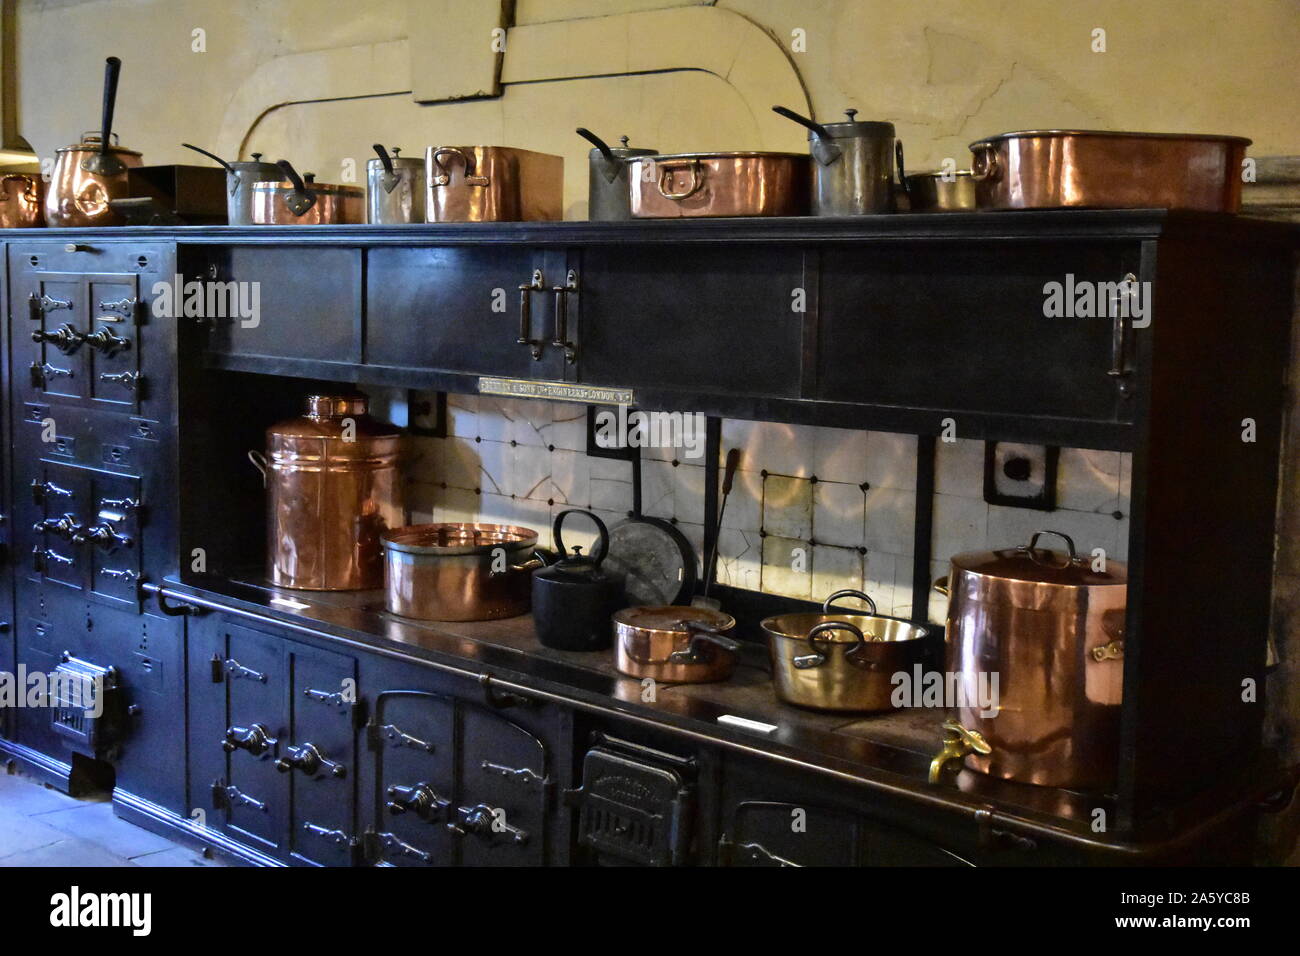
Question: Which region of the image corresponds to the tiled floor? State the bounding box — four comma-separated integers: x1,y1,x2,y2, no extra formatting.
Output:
0,769,226,867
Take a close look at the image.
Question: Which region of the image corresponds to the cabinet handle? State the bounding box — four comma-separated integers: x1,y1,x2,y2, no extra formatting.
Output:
446,803,529,845
370,722,435,753
216,783,267,813
481,760,546,789
276,742,346,778
550,269,578,364
31,479,74,504
222,723,277,758
33,513,81,541
84,326,132,356
1107,272,1137,398
97,296,137,320
373,831,433,864
32,323,86,355
387,783,451,821
302,822,354,847
32,545,75,572
29,293,73,320
221,658,267,682
517,269,545,360
99,370,144,394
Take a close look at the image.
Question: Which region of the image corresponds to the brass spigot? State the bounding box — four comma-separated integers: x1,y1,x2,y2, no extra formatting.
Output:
928,718,992,784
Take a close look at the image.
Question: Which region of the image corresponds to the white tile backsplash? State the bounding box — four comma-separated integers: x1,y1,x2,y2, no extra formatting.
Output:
392,396,1132,620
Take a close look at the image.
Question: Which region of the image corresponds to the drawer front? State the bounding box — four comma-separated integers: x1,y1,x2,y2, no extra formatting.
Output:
195,247,361,362
577,246,807,397
817,242,1140,422
365,246,565,379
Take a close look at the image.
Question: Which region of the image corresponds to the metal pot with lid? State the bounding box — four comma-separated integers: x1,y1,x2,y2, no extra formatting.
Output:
532,509,624,651
250,160,364,225
46,57,143,227
367,144,425,224
773,105,901,216
576,128,658,221
249,393,404,591
182,143,282,225
929,530,1128,791
613,606,739,683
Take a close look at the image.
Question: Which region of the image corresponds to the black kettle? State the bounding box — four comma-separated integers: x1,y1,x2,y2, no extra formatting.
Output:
532,510,624,651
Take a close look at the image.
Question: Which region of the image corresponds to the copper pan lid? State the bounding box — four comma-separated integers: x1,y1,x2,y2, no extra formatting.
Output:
950,530,1126,612
613,605,735,635
383,523,538,556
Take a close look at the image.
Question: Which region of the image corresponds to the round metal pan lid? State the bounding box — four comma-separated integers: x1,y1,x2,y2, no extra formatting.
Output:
613,605,735,634
636,151,807,162
969,129,1252,149
382,523,538,556
950,533,1127,588
603,518,696,606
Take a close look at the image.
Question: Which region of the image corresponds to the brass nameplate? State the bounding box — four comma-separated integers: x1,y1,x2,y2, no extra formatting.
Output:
477,377,633,406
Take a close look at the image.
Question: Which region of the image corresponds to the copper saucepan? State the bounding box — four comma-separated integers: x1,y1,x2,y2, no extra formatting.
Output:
613,605,739,683
250,160,363,225
383,523,546,622
628,151,809,218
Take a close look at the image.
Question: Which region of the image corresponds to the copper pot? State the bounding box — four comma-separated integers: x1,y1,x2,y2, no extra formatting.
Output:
250,161,363,225
1,174,45,227
251,394,403,590
969,129,1251,212
763,589,937,712
930,530,1128,791
613,606,738,683
628,152,808,218
382,523,545,622
45,134,142,227
424,146,563,222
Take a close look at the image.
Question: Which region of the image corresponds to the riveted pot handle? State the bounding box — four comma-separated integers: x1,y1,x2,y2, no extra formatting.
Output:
794,620,866,670
431,147,490,188
821,588,878,616
553,508,609,565
655,159,704,200
1025,530,1077,566
668,623,742,664
970,144,1000,182
276,160,316,216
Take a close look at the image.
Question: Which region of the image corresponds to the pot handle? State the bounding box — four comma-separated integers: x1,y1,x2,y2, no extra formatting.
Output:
895,140,909,194
821,588,878,616
1024,530,1077,567
509,548,552,574
668,622,742,664
276,160,317,216
794,620,866,670
970,144,1000,183
247,450,268,488
431,147,490,188
931,576,949,597
1,174,38,201
553,508,609,565
655,159,704,201
182,142,235,173
372,143,402,194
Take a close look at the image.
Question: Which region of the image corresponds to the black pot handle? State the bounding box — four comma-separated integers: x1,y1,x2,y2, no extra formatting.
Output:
182,142,234,173
372,143,395,176
772,105,830,139
794,620,866,670
553,509,609,565
896,140,909,194
668,623,742,664
575,127,616,165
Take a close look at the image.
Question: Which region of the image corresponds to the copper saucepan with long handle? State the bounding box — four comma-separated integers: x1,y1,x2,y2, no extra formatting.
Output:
613,605,739,683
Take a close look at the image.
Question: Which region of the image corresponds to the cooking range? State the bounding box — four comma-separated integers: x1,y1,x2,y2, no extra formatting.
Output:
0,55,1294,869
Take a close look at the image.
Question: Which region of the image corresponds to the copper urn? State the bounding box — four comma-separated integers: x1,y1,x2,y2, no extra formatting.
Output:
255,394,403,590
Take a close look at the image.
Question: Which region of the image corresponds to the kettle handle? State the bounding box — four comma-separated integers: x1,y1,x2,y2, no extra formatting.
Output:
553,509,609,565
1025,529,1078,566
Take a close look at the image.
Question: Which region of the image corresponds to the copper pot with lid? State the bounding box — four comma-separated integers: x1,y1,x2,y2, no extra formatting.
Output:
251,160,364,225
1,174,45,228
613,606,739,683
929,530,1128,791
250,394,403,590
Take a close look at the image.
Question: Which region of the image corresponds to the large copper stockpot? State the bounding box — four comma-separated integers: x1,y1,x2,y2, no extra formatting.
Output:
424,146,563,222
764,589,937,712
382,523,546,622
253,394,403,590
613,606,738,683
1,174,45,227
931,530,1128,791
628,152,808,218
968,129,1251,212
250,161,363,225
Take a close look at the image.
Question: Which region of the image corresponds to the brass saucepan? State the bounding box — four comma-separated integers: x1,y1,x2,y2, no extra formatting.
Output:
764,589,937,712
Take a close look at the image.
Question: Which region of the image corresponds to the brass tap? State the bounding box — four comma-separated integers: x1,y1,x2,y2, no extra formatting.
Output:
929,718,992,784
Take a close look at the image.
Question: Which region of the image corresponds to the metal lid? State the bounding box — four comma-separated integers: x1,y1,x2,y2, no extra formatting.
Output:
950,530,1127,588
817,109,896,139
613,605,735,634
970,129,1252,149
383,523,538,557
252,179,363,197
638,151,806,162
57,131,140,158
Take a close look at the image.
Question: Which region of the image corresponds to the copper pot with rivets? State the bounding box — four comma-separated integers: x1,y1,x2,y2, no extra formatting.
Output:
249,394,403,590
929,530,1128,791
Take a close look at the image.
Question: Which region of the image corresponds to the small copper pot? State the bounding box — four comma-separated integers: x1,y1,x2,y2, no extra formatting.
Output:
613,606,739,683
45,133,142,227
251,161,363,225
628,152,808,218
1,174,45,227
383,523,545,622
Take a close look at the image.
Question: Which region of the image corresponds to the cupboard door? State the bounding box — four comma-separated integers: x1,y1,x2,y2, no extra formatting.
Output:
576,246,807,397
455,706,549,866
366,247,567,380
818,243,1138,422
367,690,457,866
287,644,360,866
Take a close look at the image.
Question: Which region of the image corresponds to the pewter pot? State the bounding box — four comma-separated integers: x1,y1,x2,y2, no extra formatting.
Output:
182,143,282,225
576,128,657,221
367,144,425,224
773,105,900,216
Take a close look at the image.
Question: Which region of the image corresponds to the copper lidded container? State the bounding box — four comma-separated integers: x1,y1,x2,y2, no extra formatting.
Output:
253,394,403,590
45,133,143,227
931,530,1127,791
968,129,1251,212
613,606,739,683
251,161,363,225
424,146,563,222
382,523,545,622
